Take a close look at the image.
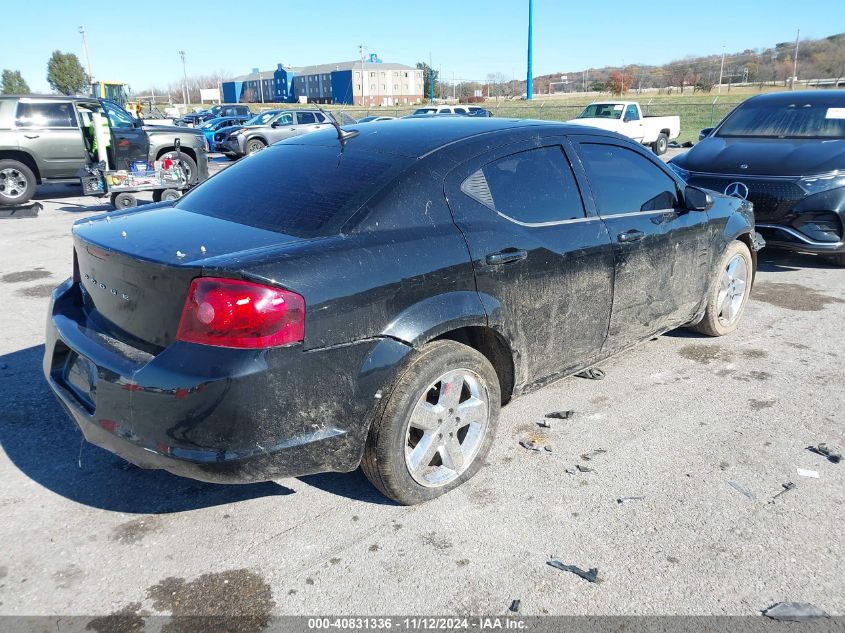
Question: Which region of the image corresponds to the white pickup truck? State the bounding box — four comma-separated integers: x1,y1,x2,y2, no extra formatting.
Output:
567,101,680,155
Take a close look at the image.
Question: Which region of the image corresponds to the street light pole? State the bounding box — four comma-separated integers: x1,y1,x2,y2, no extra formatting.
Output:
526,0,533,100
178,50,188,106
717,46,726,94
78,26,93,86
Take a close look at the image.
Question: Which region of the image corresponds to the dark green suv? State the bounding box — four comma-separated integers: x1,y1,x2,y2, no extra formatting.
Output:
0,95,208,205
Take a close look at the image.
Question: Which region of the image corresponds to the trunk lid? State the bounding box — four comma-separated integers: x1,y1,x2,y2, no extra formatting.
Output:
72,206,307,348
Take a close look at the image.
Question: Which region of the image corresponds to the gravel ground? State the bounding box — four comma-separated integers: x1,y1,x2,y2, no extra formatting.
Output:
0,149,843,620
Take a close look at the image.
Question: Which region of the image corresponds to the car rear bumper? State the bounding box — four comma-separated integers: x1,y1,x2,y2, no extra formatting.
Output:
43,280,388,484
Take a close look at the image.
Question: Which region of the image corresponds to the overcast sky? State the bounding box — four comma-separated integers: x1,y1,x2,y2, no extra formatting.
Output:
2,0,839,93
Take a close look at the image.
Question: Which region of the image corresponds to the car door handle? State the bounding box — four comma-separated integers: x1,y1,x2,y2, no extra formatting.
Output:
617,230,645,243
486,249,527,265
24,134,40,139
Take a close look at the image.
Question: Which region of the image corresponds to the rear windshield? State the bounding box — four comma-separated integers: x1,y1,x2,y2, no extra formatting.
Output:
178,144,408,237
717,100,845,138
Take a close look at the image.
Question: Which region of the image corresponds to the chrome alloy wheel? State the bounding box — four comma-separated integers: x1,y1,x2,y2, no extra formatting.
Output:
404,368,490,487
717,254,749,326
0,167,29,200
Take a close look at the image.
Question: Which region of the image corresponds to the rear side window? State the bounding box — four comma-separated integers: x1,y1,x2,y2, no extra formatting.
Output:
578,143,678,214
178,145,407,237
16,102,76,128
462,146,585,225
297,112,317,124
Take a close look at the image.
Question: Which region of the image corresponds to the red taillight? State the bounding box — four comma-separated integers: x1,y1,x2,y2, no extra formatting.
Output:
72,249,81,283
176,277,305,349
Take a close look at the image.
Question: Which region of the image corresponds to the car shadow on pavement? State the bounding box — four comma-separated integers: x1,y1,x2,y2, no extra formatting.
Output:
0,345,293,514
757,250,839,272
298,470,397,506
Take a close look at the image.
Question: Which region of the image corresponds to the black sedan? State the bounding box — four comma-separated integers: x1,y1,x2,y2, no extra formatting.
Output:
44,118,759,504
669,90,845,265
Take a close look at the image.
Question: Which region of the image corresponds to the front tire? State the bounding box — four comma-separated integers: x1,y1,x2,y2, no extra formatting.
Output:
110,192,137,209
690,240,753,337
0,159,37,205
362,340,500,505
246,138,266,155
652,133,669,155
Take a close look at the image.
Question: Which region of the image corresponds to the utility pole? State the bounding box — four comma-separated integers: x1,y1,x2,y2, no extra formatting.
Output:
178,50,188,106
717,46,726,94
359,44,366,105
428,52,434,103
791,28,800,90
526,0,534,100
78,26,93,86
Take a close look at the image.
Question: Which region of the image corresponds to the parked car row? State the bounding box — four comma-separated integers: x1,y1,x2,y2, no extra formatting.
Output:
0,95,209,206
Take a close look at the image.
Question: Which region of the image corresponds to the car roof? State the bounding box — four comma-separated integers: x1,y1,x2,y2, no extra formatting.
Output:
286,116,615,159
747,90,845,105
0,94,98,102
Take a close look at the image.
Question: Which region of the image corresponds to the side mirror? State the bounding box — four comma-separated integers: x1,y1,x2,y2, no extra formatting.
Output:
133,118,144,128
623,114,633,122
698,127,714,141
684,186,712,211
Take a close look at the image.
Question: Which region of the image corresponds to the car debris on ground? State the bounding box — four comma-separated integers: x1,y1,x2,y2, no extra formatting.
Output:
580,448,607,461
762,602,828,622
537,419,552,428
575,368,605,380
576,464,595,473
547,560,599,583
728,480,756,500
617,496,645,504
807,443,841,464
508,599,520,613
797,468,820,478
769,482,796,502
545,410,575,420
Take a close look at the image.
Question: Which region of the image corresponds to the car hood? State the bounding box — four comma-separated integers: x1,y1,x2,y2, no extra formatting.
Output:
674,136,845,177
142,124,204,137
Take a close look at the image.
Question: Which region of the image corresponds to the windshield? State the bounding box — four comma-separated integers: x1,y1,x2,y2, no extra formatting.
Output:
577,104,623,119
247,111,280,125
717,100,845,138
178,145,409,238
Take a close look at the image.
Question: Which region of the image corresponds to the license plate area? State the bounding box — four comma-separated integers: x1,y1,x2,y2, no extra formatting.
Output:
62,352,97,413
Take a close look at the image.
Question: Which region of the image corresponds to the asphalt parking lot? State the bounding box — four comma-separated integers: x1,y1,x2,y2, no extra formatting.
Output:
1,148,843,620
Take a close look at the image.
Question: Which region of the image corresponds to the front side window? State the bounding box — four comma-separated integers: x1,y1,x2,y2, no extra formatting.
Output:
578,143,678,214
102,101,134,129
15,102,76,128
625,104,640,121
462,146,585,225
272,113,293,126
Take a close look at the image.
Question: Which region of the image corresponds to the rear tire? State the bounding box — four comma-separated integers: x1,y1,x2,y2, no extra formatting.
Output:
152,188,181,203
110,192,137,209
0,159,36,205
159,152,198,185
652,133,669,155
361,340,500,505
689,241,753,337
